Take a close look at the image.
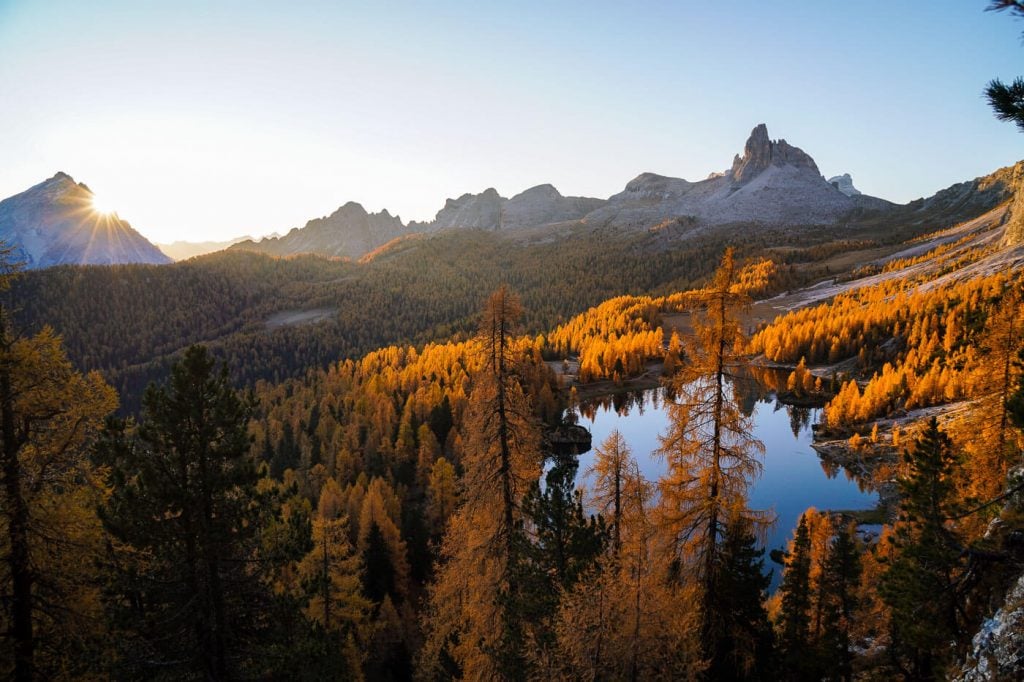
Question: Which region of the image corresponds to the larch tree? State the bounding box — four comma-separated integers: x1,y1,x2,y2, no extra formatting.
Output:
425,456,458,541
973,285,1022,464
655,247,768,667
586,429,632,554
299,481,369,646
1010,347,1024,431
553,461,703,681
0,277,117,681
419,287,543,680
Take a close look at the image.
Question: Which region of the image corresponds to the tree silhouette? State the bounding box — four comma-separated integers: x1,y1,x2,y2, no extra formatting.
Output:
985,2,1024,131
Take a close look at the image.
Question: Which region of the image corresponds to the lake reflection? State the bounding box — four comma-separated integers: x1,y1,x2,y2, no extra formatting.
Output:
573,383,876,582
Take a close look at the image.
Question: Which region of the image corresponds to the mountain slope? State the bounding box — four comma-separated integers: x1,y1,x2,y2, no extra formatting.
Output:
226,123,903,260
582,124,893,230
231,202,407,260
0,172,171,268
410,184,606,231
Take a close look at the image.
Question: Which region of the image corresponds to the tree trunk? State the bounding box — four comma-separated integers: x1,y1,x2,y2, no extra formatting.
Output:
1,315,34,682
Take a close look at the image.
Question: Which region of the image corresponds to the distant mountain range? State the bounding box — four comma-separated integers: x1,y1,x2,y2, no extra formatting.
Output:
232,124,893,261
2,123,1017,268
157,236,254,261
0,172,170,269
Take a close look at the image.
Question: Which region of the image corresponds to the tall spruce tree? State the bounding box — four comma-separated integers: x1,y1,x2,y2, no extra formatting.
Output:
705,511,774,681
521,450,609,646
819,521,862,682
97,345,278,679
879,417,966,681
777,513,814,681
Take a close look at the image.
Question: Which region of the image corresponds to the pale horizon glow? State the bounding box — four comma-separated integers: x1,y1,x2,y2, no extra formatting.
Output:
1,1,1023,244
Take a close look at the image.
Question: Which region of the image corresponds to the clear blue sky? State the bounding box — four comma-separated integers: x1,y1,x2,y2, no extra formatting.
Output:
1,0,1022,242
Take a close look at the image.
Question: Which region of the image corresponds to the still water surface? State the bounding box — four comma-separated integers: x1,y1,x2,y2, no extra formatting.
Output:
573,386,876,580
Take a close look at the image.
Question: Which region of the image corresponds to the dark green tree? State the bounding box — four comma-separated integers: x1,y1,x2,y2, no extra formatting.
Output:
521,450,609,639
96,345,279,679
879,417,966,681
985,2,1024,131
362,521,398,604
705,512,775,681
819,521,862,682
777,513,814,681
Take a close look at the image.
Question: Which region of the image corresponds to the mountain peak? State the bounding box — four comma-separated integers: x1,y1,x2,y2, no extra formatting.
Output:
729,123,820,183
513,183,562,200
0,174,170,268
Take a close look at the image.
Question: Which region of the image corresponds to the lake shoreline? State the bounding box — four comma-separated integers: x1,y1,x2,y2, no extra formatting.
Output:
566,358,895,527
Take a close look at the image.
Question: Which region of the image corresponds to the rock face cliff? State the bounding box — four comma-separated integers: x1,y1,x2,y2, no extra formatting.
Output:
583,124,892,229
1001,161,1024,248
0,172,171,269
729,123,820,183
231,123,966,259
410,184,605,232
232,202,407,260
955,570,1024,681
411,188,505,231
827,173,863,197
235,183,608,260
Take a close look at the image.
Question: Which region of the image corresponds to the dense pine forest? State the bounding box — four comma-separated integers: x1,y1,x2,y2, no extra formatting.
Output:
7,4,1024,677
4,172,1024,682
4,179,1001,416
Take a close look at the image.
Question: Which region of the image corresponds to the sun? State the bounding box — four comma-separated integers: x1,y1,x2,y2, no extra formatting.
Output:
90,193,118,216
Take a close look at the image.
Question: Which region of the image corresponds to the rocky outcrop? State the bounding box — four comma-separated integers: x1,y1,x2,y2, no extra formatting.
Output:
232,202,407,260
827,173,863,197
233,183,606,260
729,123,820,183
503,184,605,229
410,184,605,231
412,188,505,231
0,172,171,269
1001,161,1024,248
955,568,1024,680
582,124,889,230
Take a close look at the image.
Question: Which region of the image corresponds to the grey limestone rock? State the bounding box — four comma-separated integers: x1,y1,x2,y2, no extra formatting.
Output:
0,172,171,269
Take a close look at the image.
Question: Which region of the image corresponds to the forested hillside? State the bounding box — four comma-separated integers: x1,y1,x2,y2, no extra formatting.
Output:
7,166,1009,416
6,185,1024,678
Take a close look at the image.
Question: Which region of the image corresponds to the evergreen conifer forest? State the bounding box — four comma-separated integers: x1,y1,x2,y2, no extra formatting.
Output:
4,2,1024,680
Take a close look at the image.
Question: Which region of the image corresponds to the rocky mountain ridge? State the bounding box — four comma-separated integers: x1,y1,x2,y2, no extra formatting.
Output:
231,202,408,260
0,172,171,269
235,123,898,260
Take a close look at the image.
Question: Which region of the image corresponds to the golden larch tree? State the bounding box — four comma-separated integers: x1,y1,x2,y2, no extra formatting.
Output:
418,286,543,680
655,248,768,661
